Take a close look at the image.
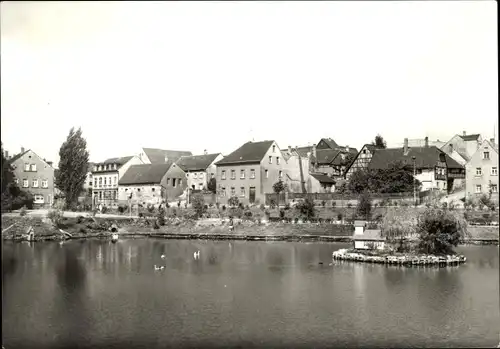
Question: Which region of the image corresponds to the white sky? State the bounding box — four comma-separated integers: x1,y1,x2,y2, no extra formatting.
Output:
1,1,497,164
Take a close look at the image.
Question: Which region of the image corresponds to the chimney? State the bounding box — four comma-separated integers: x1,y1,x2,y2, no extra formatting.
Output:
4,150,8,159
204,149,208,155
47,161,53,166
21,147,25,153
425,137,429,148
490,138,495,146
403,138,409,155
463,131,466,136
345,145,349,152
312,144,317,159
288,145,292,154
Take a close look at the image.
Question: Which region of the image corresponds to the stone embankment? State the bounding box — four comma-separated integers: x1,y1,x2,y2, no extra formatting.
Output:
332,248,467,267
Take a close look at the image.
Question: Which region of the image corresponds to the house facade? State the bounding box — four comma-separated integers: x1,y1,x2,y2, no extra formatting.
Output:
344,144,377,180
118,163,172,206
465,139,498,203
175,152,224,190
311,138,358,179
137,147,192,164
7,148,55,207
215,140,287,205
441,131,482,162
92,155,144,207
163,162,188,201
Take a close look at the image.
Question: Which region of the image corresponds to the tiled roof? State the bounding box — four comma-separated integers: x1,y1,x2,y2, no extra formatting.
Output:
310,173,336,184
119,163,172,185
176,153,220,172
215,141,274,165
460,134,481,141
104,156,133,165
320,138,338,148
143,148,192,164
353,229,385,241
6,150,30,164
295,146,313,157
313,149,339,165
368,146,464,170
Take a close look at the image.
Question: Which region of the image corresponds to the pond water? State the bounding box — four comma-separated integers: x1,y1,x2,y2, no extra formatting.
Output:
2,239,499,348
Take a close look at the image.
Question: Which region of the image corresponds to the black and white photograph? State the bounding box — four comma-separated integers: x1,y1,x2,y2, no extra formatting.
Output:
1,1,498,348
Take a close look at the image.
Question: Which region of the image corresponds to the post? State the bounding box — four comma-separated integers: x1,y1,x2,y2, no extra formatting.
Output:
412,156,417,206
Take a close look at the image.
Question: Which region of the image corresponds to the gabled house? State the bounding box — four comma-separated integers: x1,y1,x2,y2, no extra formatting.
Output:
92,155,144,207
441,131,482,162
137,147,192,164
465,138,498,203
175,152,224,191
309,139,357,179
118,162,173,206
215,140,287,204
344,144,377,180
7,147,56,207
365,138,465,192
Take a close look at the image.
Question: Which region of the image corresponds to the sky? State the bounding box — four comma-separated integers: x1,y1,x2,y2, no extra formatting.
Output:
1,1,497,165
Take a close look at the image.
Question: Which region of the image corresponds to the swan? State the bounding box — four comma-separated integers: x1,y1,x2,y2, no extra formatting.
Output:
193,251,200,259
161,254,166,259
154,265,165,271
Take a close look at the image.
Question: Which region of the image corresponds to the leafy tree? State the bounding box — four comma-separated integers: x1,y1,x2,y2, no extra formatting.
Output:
417,207,469,255
207,177,216,193
372,134,387,149
192,193,206,219
356,191,372,220
55,127,90,209
1,143,15,195
296,198,316,220
272,179,287,208
1,143,34,211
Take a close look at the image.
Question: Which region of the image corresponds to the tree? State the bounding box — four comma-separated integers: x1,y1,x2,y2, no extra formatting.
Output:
273,179,287,208
192,193,206,219
55,127,90,209
356,191,372,220
1,142,15,195
1,143,34,211
207,177,216,193
372,134,387,149
296,198,316,220
417,207,469,255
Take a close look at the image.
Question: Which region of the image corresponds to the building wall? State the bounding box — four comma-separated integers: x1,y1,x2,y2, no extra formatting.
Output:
216,163,262,205
283,154,310,193
164,163,187,200
259,141,287,201
345,146,374,179
118,184,163,205
185,154,223,190
465,141,499,202
11,150,55,207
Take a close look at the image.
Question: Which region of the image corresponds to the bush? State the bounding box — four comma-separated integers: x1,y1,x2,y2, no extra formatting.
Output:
347,203,352,208
228,196,239,208
296,198,315,220
192,194,206,219
222,205,226,211
441,202,448,209
47,209,64,228
244,210,253,219
118,206,125,214
284,203,290,210
77,215,85,224
380,207,419,242
264,210,271,219
157,206,166,226
321,200,326,207
270,200,276,209
417,207,468,255
279,209,285,219
216,202,220,209
147,204,155,213
177,200,181,208
260,204,266,211
337,213,343,221
101,206,108,214
19,206,27,216
356,191,372,220
331,201,336,208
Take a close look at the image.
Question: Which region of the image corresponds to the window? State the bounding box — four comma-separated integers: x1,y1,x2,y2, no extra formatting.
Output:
194,173,198,179
475,185,482,193
250,169,255,179
179,178,182,186
41,180,48,188
99,177,102,187
279,170,283,178
492,167,498,176
476,168,482,176
104,177,107,185
23,179,28,188
167,178,170,185
240,169,245,179
34,194,44,203
221,170,226,180
362,149,367,154
230,187,236,196
30,164,36,171
24,163,30,171
265,169,269,178
186,173,189,177
231,170,236,180
152,187,155,192
491,184,498,193
240,187,245,197
269,156,272,164
221,187,226,196
32,179,39,188
109,177,112,186
14,178,19,185
484,152,490,160
276,157,280,165
272,145,276,153
172,178,177,187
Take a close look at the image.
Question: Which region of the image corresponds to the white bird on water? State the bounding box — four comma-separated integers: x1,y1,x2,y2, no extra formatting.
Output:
154,265,165,271
193,251,200,259
161,254,166,259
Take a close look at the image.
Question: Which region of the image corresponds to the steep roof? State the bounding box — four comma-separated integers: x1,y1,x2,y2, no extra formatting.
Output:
295,146,313,157
319,138,338,149
353,229,385,241
104,156,133,165
176,153,220,172
460,134,481,141
215,141,274,165
143,148,192,164
368,146,464,170
313,149,339,165
119,163,172,185
310,173,336,184
6,150,30,164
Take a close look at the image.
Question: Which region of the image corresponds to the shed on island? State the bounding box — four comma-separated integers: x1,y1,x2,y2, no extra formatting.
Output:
353,220,385,250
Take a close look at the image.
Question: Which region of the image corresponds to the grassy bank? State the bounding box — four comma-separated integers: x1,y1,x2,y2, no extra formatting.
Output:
2,214,498,244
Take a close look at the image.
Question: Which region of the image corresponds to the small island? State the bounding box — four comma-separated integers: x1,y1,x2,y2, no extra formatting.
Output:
332,207,469,267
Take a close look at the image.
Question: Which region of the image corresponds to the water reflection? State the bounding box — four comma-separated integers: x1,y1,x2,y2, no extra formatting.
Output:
2,240,499,348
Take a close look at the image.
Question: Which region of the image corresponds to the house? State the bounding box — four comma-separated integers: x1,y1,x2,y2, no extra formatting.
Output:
344,144,377,180
441,131,482,162
118,162,173,206
309,173,336,193
6,147,56,207
392,138,446,149
92,155,144,207
137,147,192,164
362,138,465,193
175,151,224,191
465,138,499,203
311,138,358,178
163,162,188,201
353,220,386,250
214,140,287,205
